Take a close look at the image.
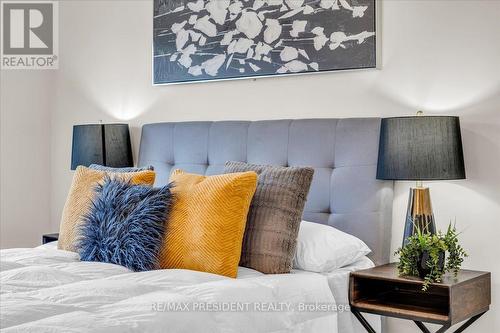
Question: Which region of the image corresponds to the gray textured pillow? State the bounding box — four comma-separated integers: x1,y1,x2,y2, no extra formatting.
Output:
224,161,314,274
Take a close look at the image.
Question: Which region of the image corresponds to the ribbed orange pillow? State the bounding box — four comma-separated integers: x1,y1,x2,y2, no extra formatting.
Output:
159,169,257,278
58,166,156,252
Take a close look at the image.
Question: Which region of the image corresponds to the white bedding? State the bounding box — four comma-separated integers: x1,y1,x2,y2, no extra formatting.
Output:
237,255,380,333
319,257,381,333
1,244,338,333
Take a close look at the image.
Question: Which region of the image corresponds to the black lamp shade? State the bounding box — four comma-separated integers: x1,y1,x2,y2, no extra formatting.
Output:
71,124,133,170
377,116,466,180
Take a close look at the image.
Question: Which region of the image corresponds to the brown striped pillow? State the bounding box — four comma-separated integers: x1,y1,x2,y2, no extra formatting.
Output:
224,161,314,274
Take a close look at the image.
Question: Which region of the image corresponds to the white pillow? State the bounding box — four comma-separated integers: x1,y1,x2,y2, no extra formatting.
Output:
293,220,371,273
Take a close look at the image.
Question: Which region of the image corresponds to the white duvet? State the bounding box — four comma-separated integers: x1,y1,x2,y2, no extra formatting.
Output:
0,245,337,333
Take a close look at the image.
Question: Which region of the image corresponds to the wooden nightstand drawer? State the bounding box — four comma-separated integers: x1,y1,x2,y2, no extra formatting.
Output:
349,263,491,333
350,275,450,323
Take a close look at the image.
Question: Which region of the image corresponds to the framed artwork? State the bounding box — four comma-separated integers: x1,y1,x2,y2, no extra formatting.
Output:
153,0,377,85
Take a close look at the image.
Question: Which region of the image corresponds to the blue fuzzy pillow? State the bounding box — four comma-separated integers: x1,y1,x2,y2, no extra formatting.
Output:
77,177,173,271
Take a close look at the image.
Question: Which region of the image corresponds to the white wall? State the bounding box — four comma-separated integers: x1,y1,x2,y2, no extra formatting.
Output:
0,71,53,248
2,0,499,332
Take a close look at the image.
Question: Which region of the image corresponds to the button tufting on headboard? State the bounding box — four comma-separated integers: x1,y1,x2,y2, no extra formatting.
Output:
138,118,393,265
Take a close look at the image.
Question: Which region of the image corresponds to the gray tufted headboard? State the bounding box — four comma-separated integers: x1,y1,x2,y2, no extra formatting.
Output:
138,119,394,265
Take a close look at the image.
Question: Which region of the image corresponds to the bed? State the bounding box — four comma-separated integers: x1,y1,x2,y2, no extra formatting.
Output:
0,118,393,332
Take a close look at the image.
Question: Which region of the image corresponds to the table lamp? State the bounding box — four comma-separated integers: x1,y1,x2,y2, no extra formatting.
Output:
71,124,133,170
376,113,466,245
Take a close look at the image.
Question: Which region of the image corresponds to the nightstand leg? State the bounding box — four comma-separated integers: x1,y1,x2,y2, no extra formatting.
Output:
353,310,486,333
414,321,432,333
435,324,451,333
414,321,450,333
452,312,485,333
351,309,377,333
413,312,485,333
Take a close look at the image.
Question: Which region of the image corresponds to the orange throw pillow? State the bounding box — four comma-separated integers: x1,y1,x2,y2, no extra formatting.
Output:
159,169,257,278
58,166,155,252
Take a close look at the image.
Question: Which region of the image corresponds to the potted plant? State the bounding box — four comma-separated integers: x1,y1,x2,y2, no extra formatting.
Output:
395,223,467,291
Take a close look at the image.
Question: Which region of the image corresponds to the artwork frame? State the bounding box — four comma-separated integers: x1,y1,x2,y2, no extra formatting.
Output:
153,0,381,85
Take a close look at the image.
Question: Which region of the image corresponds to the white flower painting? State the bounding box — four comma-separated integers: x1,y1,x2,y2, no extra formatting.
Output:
153,0,376,84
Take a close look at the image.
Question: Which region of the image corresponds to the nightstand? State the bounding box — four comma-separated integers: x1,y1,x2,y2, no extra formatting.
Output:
42,233,59,244
349,263,490,333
